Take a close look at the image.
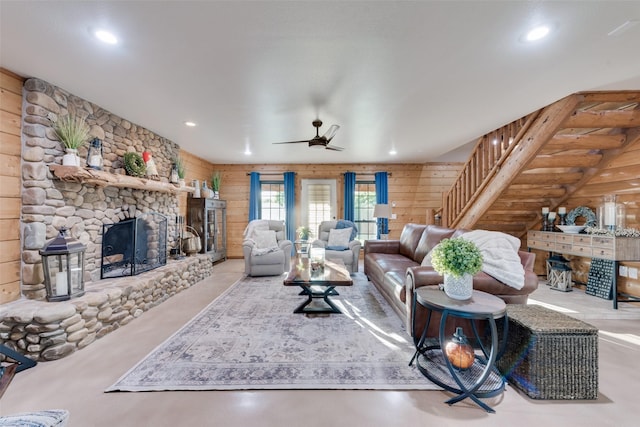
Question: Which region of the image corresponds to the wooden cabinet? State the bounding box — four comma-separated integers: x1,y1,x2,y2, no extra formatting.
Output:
187,198,227,262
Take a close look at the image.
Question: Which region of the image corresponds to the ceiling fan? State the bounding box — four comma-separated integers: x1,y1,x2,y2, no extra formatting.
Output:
273,119,343,151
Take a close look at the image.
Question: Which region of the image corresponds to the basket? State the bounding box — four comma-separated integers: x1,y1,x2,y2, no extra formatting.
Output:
182,225,202,255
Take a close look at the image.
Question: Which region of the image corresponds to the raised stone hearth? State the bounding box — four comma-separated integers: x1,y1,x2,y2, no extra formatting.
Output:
0,255,213,362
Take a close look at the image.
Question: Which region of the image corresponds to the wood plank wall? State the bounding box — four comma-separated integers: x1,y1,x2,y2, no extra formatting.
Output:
561,137,640,296
0,69,24,304
191,163,463,259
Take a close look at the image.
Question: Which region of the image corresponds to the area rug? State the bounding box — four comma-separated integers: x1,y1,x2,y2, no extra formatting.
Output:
106,273,437,391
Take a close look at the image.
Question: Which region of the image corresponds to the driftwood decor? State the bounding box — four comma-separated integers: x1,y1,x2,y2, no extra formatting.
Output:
49,165,194,194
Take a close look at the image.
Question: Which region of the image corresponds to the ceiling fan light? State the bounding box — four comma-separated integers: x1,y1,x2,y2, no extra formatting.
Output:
309,140,325,149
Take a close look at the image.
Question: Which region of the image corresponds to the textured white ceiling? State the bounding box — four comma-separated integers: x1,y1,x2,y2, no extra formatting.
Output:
2,1,639,164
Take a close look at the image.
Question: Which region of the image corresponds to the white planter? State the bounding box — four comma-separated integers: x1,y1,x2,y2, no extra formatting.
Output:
444,273,473,300
62,149,80,166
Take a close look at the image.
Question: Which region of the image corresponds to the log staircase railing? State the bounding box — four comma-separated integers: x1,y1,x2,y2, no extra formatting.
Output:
441,110,541,228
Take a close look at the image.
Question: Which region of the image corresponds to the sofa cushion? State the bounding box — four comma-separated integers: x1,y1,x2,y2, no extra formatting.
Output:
384,270,408,304
327,227,352,250
413,225,456,263
398,223,427,260
254,230,278,249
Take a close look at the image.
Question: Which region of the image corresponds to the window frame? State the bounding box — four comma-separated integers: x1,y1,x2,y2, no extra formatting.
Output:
354,179,377,243
259,180,285,222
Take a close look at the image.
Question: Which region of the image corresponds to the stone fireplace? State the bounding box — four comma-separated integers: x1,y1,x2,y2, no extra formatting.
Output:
0,78,212,363
19,77,182,300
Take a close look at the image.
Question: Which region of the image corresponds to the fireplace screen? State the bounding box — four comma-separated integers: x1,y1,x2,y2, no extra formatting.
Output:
101,212,167,279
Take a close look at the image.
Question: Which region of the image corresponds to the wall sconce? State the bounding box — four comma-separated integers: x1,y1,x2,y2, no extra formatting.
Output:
39,227,86,301
373,204,392,239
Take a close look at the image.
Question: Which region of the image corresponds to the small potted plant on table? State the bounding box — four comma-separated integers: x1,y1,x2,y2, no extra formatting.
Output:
296,226,312,256
430,237,483,300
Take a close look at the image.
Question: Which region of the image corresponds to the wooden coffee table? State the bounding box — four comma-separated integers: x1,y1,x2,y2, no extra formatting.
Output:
283,258,353,314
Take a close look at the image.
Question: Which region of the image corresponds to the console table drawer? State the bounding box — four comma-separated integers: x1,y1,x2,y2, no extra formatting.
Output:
555,234,574,244
592,237,614,248
556,243,573,252
529,230,554,242
529,239,555,251
572,235,593,245
592,247,614,259
571,245,592,257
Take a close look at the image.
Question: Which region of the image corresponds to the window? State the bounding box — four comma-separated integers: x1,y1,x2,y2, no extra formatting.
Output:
354,180,377,243
260,181,285,221
301,179,337,239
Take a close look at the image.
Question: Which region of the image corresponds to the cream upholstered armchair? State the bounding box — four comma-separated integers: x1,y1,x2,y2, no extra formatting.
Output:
311,220,361,273
242,220,293,276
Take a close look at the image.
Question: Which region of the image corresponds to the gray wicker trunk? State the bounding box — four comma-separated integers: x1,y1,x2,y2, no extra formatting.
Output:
497,304,598,400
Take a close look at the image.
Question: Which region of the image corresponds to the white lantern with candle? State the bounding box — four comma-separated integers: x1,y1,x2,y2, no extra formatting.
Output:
39,227,87,302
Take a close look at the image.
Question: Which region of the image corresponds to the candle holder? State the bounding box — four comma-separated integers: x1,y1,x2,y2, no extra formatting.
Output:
542,213,549,231
603,195,617,231
558,212,567,226
547,213,556,231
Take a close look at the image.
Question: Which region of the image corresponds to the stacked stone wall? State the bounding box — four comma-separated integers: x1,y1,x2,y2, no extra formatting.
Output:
21,77,182,300
0,255,213,361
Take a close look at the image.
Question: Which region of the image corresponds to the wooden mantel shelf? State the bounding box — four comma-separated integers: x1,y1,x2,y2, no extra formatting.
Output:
49,165,195,194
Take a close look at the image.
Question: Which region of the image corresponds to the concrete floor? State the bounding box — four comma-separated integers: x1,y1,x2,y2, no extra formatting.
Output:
1,259,639,427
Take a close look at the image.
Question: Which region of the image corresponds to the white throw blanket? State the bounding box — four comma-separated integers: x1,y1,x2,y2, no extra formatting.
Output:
243,220,280,256
460,230,525,290
243,220,270,240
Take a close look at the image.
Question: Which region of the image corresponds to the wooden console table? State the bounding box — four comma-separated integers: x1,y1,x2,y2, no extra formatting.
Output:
527,230,640,309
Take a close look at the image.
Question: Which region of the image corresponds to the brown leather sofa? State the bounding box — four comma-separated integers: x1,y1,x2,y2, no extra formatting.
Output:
364,223,538,337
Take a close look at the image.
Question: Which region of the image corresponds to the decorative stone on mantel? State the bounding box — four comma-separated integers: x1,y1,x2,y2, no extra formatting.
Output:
49,165,195,194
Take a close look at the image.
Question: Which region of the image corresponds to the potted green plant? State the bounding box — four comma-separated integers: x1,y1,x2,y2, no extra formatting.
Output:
297,225,311,241
54,114,91,167
430,237,483,300
174,156,186,186
210,171,221,199
295,225,312,256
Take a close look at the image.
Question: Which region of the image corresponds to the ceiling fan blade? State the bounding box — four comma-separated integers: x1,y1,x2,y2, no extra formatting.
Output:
325,144,344,151
272,140,311,145
322,124,340,142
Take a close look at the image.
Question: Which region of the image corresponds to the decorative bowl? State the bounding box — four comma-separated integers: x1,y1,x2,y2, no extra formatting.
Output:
557,225,586,234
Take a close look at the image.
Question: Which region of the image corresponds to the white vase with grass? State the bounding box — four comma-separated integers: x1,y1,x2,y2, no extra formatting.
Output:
54,114,90,167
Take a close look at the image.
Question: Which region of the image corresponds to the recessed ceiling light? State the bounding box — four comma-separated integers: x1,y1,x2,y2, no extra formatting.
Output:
184,121,197,127
94,29,118,45
525,25,550,42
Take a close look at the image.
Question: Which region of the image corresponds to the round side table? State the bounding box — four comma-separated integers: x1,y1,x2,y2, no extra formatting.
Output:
409,286,507,413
